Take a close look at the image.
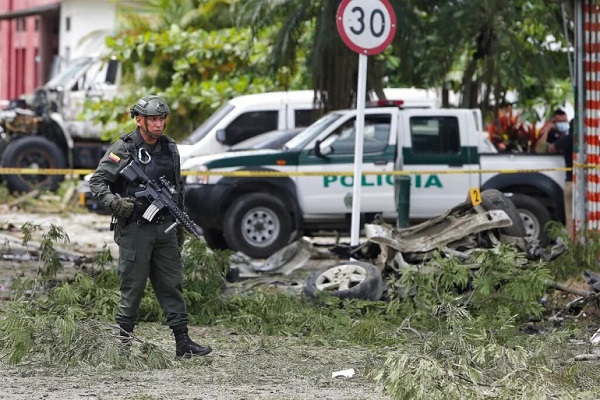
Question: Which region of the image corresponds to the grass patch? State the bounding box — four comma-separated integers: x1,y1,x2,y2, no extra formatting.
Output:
2,220,600,398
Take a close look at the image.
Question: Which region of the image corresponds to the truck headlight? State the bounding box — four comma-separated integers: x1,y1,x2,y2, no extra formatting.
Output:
185,166,209,185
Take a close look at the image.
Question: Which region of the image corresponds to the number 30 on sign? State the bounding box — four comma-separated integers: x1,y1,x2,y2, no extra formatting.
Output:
336,0,397,56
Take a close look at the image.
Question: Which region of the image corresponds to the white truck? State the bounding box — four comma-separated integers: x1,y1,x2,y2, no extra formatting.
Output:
177,87,438,162
183,105,566,258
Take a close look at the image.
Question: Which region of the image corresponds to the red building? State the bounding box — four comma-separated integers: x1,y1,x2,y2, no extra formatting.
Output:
0,0,60,103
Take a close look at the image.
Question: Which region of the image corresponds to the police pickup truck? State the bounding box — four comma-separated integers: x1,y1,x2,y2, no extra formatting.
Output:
183,106,566,258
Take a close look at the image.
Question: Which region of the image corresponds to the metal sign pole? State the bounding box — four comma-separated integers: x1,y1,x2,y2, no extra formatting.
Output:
350,54,368,246
336,0,397,247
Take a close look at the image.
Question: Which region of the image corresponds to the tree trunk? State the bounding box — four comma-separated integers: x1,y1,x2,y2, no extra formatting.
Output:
460,57,478,108
312,0,357,113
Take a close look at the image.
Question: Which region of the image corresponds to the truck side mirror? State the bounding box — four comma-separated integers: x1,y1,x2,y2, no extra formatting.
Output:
216,129,227,144
314,134,338,157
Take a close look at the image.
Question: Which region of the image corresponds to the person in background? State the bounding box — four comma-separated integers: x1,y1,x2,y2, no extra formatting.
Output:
89,95,212,358
536,109,573,238
539,109,570,145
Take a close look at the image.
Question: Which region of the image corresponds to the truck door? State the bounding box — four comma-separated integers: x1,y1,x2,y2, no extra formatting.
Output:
295,109,398,219
400,110,478,219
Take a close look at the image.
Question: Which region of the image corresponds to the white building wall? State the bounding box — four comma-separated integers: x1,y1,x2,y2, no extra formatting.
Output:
59,0,116,65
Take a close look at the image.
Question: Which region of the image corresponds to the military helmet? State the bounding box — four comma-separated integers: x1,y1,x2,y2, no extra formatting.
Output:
130,95,170,118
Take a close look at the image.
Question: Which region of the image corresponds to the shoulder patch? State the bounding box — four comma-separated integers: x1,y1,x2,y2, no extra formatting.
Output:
108,152,121,163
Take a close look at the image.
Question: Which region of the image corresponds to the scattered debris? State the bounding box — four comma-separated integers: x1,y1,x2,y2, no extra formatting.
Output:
332,368,355,378
5,189,40,208
304,193,569,302
231,238,316,277
60,181,76,210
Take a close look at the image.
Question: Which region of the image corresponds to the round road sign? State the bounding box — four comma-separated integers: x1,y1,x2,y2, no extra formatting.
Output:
336,0,397,55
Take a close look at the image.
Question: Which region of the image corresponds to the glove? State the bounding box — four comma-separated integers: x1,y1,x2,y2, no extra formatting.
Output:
111,197,134,218
177,228,186,248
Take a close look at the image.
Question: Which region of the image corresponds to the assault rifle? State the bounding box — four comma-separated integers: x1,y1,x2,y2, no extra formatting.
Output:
119,160,203,240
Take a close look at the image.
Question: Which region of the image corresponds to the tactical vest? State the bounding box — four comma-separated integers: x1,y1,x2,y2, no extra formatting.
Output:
114,130,182,220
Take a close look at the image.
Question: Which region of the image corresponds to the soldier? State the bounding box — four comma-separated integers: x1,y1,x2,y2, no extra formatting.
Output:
89,95,212,357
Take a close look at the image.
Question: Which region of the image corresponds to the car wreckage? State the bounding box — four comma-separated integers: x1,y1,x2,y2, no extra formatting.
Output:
301,189,567,301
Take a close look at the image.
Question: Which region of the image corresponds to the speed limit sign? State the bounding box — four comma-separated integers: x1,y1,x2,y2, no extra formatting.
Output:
336,0,397,55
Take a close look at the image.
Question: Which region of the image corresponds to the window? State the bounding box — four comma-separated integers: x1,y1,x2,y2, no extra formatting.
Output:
295,109,315,127
410,116,460,154
65,17,71,32
223,111,279,145
327,114,391,155
183,104,235,144
16,18,26,32
70,59,119,92
34,48,40,87
35,18,39,31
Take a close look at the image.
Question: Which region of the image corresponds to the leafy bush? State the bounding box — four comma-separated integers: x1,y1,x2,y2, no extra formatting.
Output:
386,245,551,331
0,223,231,367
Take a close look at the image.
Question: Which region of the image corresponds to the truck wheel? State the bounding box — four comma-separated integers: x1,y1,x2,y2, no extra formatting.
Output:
0,137,9,162
303,261,384,301
1,136,66,193
223,193,292,258
202,228,229,251
480,189,526,238
509,193,552,246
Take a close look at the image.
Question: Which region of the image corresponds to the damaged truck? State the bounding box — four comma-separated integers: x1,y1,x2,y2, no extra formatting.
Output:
0,55,120,192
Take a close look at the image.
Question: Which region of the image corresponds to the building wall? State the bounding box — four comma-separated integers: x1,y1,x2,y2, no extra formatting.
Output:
59,0,116,68
0,0,116,103
0,0,60,102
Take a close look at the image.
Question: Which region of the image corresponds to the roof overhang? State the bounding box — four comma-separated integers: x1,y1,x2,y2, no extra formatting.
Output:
0,3,60,21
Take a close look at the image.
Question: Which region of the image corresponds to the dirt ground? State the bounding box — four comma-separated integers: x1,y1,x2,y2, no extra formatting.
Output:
0,208,389,400
1,324,388,400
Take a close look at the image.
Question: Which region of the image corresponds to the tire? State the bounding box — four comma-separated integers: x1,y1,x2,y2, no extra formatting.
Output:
480,189,526,237
303,261,384,301
1,136,66,192
509,193,552,246
223,193,292,258
203,228,229,251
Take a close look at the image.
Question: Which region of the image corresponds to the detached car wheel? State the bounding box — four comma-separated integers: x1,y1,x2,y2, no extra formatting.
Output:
509,193,552,246
480,189,526,238
1,136,66,192
223,193,292,258
303,261,384,301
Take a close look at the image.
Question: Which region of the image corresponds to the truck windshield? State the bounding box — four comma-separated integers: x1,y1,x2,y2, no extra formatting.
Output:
284,112,344,150
45,57,94,88
182,103,235,144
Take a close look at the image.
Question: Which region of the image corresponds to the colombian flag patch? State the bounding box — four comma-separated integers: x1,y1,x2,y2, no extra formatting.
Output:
108,152,121,163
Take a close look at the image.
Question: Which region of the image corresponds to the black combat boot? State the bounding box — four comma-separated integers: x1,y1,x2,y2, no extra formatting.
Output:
119,323,135,347
173,326,212,358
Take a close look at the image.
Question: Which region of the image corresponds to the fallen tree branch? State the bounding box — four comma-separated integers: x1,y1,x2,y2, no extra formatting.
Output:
574,353,600,361
4,190,40,208
545,280,593,297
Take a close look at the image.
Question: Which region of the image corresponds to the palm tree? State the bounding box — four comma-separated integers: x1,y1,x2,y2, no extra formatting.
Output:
236,0,570,114
236,0,422,113
117,0,235,34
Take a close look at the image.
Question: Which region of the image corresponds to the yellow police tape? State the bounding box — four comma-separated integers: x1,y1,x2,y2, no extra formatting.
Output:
0,164,592,177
